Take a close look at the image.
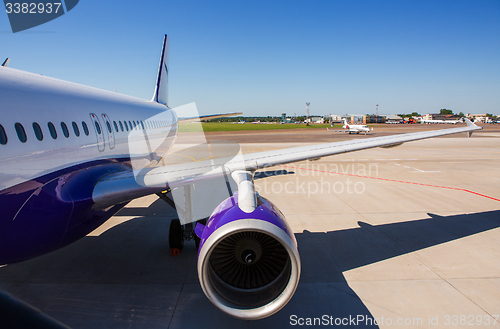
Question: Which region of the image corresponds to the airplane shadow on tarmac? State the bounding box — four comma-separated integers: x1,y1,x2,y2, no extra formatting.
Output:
0,197,499,329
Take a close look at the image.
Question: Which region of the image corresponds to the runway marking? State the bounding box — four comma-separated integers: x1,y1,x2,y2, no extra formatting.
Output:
280,165,500,202
395,163,440,173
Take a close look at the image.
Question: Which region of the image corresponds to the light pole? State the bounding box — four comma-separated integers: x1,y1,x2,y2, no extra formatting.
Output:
306,102,310,126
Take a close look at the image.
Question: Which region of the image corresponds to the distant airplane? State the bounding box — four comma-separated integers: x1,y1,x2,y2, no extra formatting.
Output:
327,118,373,134
0,35,482,320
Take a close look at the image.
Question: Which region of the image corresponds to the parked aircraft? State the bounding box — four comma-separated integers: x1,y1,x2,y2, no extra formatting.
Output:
0,35,482,320
327,118,373,134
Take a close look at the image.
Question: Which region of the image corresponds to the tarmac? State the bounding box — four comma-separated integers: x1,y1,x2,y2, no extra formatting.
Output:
0,124,499,328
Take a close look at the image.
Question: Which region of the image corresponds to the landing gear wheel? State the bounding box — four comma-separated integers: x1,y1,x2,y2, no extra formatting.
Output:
169,218,184,255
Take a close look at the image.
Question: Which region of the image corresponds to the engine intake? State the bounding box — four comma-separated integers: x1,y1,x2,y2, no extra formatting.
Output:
197,195,300,320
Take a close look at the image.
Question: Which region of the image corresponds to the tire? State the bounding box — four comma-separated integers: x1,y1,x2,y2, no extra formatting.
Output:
169,218,184,251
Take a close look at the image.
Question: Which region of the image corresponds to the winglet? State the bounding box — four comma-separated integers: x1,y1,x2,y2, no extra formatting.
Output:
1,58,10,67
464,118,476,128
152,35,169,106
464,118,482,137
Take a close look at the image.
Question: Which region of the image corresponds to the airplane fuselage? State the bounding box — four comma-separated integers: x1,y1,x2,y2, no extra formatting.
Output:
0,66,177,264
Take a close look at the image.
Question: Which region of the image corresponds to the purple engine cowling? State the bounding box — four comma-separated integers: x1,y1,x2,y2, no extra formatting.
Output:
196,192,301,320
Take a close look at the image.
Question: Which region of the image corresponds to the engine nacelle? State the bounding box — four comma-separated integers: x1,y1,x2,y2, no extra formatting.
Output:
196,193,300,320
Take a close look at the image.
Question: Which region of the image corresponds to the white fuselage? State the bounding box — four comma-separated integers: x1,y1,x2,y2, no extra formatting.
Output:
342,119,371,134
0,66,177,192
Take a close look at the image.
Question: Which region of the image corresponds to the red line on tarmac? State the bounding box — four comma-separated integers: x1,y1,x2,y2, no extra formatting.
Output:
279,165,500,202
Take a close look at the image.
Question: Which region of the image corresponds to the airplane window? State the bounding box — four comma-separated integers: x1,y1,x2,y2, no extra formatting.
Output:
61,122,70,138
113,121,119,132
133,121,137,129
82,121,89,136
48,122,57,139
94,121,102,134
140,121,145,129
33,122,43,141
106,121,112,133
0,124,8,145
128,121,132,130
124,121,129,131
72,122,80,137
119,121,124,131
15,123,27,143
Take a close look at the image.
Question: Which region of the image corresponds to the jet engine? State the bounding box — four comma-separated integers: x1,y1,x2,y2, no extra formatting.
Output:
196,193,301,320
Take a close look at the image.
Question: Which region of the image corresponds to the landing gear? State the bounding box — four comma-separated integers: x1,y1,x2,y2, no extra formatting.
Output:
169,218,184,255
168,219,206,255
158,189,207,255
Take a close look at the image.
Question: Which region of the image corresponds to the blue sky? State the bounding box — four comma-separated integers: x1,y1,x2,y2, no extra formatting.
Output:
1,0,499,116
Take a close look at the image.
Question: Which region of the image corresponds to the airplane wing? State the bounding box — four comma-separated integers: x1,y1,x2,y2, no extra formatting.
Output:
93,119,481,211
326,128,349,132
